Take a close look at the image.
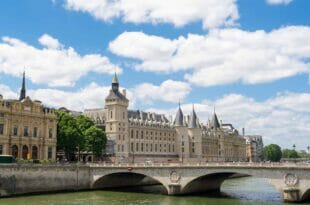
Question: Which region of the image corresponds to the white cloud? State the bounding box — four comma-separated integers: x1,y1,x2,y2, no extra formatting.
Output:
266,0,293,5
0,84,18,99
147,92,310,149
132,80,191,105
109,26,310,86
0,78,190,111
64,0,239,29
0,34,121,87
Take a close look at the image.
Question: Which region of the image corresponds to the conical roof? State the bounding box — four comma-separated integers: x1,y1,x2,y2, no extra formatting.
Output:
189,105,198,128
112,72,119,84
174,104,184,126
211,112,220,129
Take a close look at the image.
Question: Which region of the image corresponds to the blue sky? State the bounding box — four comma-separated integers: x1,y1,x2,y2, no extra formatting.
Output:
0,0,309,149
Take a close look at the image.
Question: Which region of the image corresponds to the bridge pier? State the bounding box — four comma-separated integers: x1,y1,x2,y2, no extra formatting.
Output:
283,188,301,203
167,184,182,195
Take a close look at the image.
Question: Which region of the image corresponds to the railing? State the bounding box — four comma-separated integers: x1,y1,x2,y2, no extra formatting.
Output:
0,161,309,168
88,161,310,168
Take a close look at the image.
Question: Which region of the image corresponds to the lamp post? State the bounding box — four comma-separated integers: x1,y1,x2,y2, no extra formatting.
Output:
293,144,296,151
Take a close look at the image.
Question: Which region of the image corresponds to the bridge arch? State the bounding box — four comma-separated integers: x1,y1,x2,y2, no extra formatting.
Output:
301,189,310,202
182,172,240,194
92,171,168,194
181,170,281,197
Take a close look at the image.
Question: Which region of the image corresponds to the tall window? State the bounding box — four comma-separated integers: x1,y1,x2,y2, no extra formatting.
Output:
13,126,18,136
48,147,53,159
141,143,144,152
136,143,139,152
0,145,3,154
131,142,134,152
33,127,38,137
23,126,29,137
131,130,133,138
136,130,138,139
110,111,113,119
0,124,4,135
141,131,143,139
48,128,53,138
123,112,125,119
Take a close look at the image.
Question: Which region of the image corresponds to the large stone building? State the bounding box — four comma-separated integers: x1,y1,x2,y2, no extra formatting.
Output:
245,135,264,162
0,73,57,160
84,74,247,163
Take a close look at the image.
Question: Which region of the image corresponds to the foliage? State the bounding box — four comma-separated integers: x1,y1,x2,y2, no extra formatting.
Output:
282,149,300,158
55,110,107,161
263,144,282,162
84,126,107,157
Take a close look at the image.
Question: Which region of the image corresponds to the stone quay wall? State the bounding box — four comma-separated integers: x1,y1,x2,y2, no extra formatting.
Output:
0,164,91,197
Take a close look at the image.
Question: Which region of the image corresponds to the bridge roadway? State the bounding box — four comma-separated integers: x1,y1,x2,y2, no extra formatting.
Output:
0,162,309,203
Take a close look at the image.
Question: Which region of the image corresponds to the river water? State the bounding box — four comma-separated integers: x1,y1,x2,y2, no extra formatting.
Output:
0,177,308,205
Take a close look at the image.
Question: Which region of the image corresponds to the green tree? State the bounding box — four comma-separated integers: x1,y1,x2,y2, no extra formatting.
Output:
56,111,83,160
282,149,300,158
263,144,282,162
84,126,107,157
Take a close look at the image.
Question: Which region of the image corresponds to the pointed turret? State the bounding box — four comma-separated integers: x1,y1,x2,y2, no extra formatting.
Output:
211,107,220,129
189,104,198,128
19,71,26,101
111,72,119,92
174,103,184,126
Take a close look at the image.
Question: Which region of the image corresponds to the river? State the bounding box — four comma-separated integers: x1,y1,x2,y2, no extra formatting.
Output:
0,177,308,205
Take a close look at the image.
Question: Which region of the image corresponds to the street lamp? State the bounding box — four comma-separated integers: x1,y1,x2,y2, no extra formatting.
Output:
293,144,296,151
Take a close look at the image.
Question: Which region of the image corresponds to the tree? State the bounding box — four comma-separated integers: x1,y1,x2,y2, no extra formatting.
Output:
56,110,107,161
263,144,282,162
56,111,83,161
282,149,300,158
84,126,107,157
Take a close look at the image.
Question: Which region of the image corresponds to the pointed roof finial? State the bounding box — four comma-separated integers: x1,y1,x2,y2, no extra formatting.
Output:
112,72,119,84
19,71,26,101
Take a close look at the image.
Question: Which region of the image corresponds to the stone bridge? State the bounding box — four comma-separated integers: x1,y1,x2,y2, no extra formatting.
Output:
0,163,309,203
91,163,310,203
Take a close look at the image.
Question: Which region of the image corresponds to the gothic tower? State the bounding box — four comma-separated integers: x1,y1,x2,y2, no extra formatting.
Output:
174,103,190,162
188,105,202,159
105,73,129,162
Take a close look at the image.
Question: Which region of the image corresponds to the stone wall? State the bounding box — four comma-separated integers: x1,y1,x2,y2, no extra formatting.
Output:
0,164,90,196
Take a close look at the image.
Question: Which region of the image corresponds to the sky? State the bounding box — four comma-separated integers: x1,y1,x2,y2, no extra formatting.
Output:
0,0,309,149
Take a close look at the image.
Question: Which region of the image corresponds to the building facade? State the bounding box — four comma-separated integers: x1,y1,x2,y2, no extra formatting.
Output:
0,73,57,160
245,135,264,162
84,74,247,163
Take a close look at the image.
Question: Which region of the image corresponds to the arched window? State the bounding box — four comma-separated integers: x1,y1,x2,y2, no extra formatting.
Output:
12,145,18,158
22,145,28,159
32,146,38,159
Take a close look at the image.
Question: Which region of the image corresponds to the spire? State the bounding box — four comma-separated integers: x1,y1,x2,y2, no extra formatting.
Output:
112,72,119,84
189,104,198,128
111,72,119,92
211,107,220,129
19,71,26,101
174,103,184,126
